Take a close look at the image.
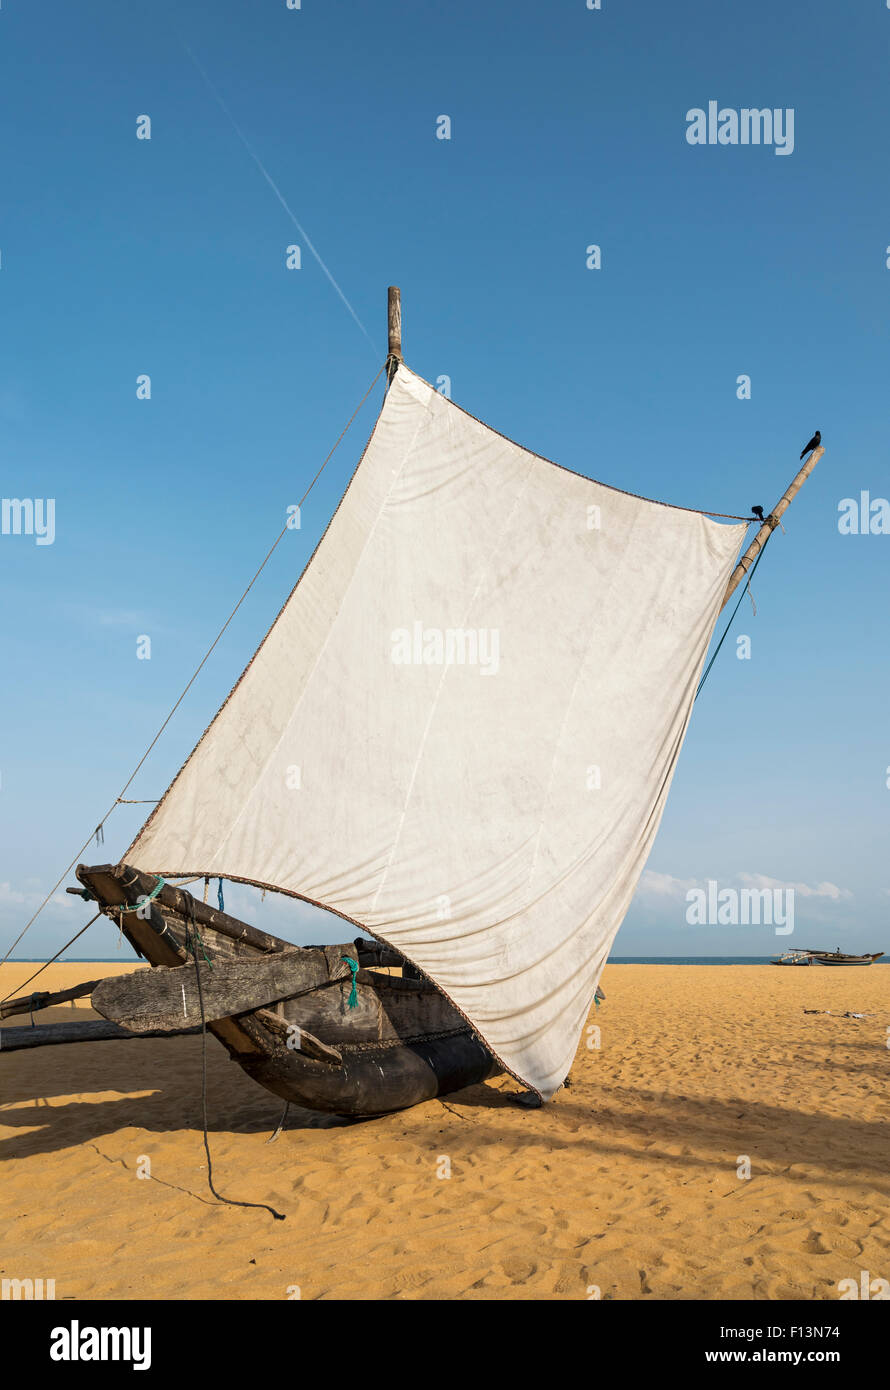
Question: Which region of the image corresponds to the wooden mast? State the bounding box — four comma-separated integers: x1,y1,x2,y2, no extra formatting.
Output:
386,285,402,385
721,445,825,609
385,283,417,980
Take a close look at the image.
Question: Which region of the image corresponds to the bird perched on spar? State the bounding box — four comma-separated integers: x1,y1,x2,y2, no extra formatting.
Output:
750,431,823,524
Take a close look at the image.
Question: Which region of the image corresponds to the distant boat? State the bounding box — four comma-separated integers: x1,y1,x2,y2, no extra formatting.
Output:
770,949,816,966
807,949,884,967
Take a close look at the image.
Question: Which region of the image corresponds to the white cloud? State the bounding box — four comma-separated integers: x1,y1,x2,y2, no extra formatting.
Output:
736,873,851,900
639,870,852,901
639,870,699,898
0,881,68,909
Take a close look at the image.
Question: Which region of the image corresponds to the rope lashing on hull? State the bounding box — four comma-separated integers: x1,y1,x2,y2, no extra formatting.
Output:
183,914,214,969
340,955,359,1009
115,877,167,915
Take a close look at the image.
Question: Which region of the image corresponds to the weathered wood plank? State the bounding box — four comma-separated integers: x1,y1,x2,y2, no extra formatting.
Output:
90,949,356,1033
278,969,468,1045
74,865,186,966
0,1020,200,1052
351,938,405,970
77,863,286,955
253,1010,343,1064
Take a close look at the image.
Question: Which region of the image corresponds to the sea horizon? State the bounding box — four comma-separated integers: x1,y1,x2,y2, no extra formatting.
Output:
10,954,886,965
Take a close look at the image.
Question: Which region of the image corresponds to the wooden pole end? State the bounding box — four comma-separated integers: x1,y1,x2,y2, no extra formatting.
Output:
387,286,402,365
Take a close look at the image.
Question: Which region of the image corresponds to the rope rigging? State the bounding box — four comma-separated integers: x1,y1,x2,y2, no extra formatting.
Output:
1,362,386,968
183,912,286,1220
1,914,102,1005
695,530,773,700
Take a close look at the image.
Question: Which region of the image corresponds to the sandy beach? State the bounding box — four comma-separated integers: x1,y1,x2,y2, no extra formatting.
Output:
1,961,887,1301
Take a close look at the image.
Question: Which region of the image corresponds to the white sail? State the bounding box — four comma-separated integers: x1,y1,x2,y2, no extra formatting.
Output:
129,365,745,1097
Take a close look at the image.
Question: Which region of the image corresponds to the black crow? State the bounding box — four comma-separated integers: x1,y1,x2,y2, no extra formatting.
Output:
800,430,821,459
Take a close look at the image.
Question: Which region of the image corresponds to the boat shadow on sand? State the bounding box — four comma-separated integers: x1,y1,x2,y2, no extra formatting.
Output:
2,1047,888,1203
0,1033,512,1160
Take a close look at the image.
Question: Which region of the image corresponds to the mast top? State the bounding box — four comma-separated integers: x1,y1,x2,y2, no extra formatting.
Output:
387,286,402,381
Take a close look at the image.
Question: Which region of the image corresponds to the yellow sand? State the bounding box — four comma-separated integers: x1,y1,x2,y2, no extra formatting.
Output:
1,962,887,1300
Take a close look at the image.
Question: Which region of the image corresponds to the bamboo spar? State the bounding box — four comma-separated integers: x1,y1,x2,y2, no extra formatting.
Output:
721,445,825,609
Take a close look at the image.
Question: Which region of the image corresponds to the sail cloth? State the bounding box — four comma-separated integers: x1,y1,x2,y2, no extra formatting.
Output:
129,365,746,1098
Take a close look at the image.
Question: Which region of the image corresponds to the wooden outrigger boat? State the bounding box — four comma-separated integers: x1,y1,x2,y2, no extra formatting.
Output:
770,947,884,967
770,949,816,966
808,949,884,967
82,863,498,1114
2,862,500,1114
2,861,608,1113
1,289,828,1119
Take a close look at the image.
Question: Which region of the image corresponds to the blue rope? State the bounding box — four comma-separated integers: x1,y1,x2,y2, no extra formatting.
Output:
339,955,359,1009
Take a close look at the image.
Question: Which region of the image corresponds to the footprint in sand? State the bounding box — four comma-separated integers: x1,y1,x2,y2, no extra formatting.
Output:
801,1230,831,1255
499,1256,538,1284
392,1269,435,1291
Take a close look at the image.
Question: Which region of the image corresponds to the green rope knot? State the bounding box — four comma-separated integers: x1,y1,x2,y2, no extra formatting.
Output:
117,877,166,915
339,955,359,1010
184,913,214,968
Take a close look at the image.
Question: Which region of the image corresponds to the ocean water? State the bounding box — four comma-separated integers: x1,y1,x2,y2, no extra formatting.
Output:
609,956,887,965
13,955,886,965
610,956,776,965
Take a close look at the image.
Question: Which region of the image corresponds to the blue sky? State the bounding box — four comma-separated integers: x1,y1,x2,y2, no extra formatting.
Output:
1,0,888,961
